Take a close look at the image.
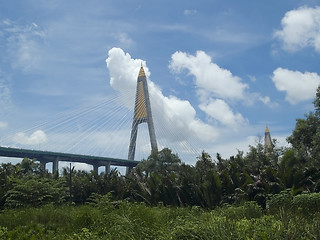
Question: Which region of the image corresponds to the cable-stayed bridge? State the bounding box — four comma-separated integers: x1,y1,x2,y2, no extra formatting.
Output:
0,66,200,173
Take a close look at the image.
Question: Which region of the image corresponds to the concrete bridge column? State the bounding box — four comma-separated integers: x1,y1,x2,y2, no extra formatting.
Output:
126,166,133,175
105,162,110,175
93,163,99,174
39,160,47,171
53,157,59,173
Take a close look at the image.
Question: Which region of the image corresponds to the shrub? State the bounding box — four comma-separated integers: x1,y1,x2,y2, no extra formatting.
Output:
4,178,67,208
215,201,263,220
0,227,7,240
292,192,320,215
266,190,293,215
267,191,320,216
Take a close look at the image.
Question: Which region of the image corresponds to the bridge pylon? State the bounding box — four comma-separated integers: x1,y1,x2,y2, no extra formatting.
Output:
128,65,158,161
264,125,273,154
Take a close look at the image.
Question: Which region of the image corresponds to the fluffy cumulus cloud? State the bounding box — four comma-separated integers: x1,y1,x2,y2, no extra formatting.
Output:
105,48,219,147
169,51,248,100
274,6,320,52
199,99,248,128
272,67,320,104
106,47,149,107
13,130,47,146
169,50,248,127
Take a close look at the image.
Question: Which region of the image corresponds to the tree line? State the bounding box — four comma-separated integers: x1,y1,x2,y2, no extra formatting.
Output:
1,86,320,210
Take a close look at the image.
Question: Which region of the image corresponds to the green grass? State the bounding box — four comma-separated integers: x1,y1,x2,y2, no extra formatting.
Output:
0,200,320,239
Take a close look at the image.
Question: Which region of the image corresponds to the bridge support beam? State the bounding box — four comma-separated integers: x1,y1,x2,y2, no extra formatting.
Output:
93,163,99,174
105,162,110,175
126,166,133,175
39,160,47,172
53,157,59,173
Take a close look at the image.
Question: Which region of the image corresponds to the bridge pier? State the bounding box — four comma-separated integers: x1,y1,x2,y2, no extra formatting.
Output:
39,160,47,171
53,157,59,173
93,163,99,174
126,166,133,175
105,162,110,175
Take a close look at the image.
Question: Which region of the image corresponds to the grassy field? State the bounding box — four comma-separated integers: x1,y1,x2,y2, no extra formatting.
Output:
0,195,320,240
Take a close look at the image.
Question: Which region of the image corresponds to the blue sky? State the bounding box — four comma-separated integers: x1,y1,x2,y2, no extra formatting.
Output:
1,0,320,168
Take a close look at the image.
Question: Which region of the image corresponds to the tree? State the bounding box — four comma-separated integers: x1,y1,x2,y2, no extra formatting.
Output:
287,85,320,162
127,148,184,206
138,148,181,176
4,177,67,208
16,158,47,177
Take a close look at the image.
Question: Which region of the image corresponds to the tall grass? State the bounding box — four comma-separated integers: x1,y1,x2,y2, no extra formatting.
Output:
0,194,320,239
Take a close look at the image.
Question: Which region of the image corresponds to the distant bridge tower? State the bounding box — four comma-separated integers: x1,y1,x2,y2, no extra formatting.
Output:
128,65,158,161
264,125,272,152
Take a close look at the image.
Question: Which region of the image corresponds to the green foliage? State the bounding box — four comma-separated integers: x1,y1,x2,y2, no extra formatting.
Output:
292,192,320,215
70,228,99,240
1,200,320,239
4,177,67,208
267,190,320,217
6,224,55,240
0,227,7,240
287,85,320,162
267,190,293,215
216,201,263,220
234,215,285,240
138,147,181,175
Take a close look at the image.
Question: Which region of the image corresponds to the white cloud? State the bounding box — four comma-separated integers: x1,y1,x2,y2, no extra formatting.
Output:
3,20,46,72
0,122,7,129
106,47,149,108
199,99,248,128
13,130,47,146
258,96,278,108
169,50,248,100
184,9,197,16
248,75,257,82
272,67,320,104
111,32,134,48
210,135,257,159
0,83,10,106
105,47,219,147
0,73,11,110
274,6,320,52
169,50,249,128
259,96,271,105
104,48,291,164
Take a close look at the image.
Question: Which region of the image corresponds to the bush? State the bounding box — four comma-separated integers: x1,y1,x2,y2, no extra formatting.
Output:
266,190,293,215
234,215,285,240
215,201,263,220
292,192,320,215
0,227,7,240
267,190,320,216
4,178,67,208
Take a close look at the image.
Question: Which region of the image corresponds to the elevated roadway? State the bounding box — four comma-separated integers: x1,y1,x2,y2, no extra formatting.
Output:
0,146,139,173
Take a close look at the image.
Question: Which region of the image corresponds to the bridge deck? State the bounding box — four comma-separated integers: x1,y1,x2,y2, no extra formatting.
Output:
0,146,139,167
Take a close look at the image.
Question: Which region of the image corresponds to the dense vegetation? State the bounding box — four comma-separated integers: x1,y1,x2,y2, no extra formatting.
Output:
1,194,320,239
0,86,320,239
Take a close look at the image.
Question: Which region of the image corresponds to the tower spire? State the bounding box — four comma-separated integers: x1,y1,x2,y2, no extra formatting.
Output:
128,65,157,161
265,125,272,152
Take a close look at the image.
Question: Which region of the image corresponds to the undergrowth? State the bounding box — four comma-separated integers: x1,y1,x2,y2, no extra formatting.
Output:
0,192,320,239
